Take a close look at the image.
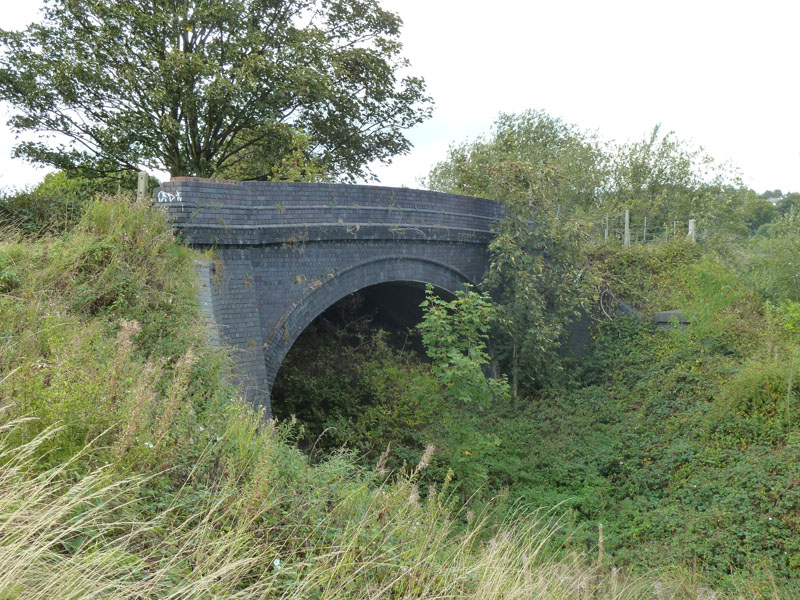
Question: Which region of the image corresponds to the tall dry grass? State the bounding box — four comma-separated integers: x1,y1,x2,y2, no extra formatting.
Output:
0,411,787,600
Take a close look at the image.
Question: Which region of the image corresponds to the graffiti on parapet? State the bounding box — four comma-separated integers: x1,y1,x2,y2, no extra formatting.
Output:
157,190,183,203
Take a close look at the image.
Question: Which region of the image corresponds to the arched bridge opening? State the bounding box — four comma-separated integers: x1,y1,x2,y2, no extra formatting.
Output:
270,280,456,439
262,256,472,394
156,178,503,417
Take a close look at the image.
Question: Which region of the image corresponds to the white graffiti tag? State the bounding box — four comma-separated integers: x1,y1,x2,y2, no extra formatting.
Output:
157,190,183,203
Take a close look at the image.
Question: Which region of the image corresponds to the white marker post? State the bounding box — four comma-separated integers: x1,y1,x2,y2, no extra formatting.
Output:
137,171,148,202
624,210,630,247
687,219,697,243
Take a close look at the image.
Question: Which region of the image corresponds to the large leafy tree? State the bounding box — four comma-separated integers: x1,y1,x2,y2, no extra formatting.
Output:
425,110,607,212
0,0,432,180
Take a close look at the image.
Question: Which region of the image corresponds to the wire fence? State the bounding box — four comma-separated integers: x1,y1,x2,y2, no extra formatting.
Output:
597,210,697,245
552,205,700,246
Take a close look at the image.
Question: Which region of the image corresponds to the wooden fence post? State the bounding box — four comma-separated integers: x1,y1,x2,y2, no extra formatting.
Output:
604,213,609,242
624,210,631,247
687,219,697,243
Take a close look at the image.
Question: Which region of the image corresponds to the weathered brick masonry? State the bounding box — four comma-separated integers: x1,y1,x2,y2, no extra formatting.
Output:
156,178,503,417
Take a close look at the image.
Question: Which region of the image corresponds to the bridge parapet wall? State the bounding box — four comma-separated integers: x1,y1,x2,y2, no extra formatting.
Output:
156,179,503,246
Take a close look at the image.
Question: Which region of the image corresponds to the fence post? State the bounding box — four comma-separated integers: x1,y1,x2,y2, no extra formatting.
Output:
604,213,609,242
642,216,647,243
687,219,697,243
137,170,148,202
624,210,630,247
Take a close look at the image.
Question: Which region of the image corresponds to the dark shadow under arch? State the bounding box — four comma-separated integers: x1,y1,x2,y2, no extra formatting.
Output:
263,256,474,393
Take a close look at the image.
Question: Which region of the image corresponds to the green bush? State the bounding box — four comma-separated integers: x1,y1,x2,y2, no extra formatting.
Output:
554,240,800,586
749,209,800,303
0,170,158,234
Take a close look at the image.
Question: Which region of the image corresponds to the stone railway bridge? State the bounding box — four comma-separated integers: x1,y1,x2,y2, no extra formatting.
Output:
156,178,503,417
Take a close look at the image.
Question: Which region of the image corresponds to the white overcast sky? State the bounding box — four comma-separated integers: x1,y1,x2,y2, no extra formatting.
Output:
2,0,799,193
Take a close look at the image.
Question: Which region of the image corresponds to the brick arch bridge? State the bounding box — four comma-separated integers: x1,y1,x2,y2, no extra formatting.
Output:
156,178,503,417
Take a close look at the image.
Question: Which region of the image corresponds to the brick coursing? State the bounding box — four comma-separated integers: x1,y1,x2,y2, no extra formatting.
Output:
156,180,502,417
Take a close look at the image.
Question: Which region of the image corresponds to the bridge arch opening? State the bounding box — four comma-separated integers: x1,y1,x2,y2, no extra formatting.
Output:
262,256,474,396
270,280,456,452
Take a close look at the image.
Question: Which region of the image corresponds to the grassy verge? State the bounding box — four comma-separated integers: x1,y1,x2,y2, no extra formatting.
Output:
4,413,779,600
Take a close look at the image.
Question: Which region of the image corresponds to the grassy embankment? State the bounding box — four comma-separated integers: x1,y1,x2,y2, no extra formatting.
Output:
1,194,759,599
518,238,800,591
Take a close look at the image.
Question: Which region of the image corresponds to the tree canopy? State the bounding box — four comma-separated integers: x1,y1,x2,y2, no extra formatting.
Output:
428,111,762,238
603,124,751,230
426,111,595,396
425,110,606,211
0,0,432,181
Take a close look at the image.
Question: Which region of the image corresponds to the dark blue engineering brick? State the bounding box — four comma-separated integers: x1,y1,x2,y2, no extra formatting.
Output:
156,179,502,418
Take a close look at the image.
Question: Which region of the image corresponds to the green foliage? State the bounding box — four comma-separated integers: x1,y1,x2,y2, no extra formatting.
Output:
748,209,800,302
740,195,779,233
426,110,606,210
0,170,159,234
273,320,444,462
214,129,328,182
8,419,720,600
486,205,589,396
424,110,596,395
419,285,509,408
273,287,511,502
775,193,800,217
0,250,21,293
0,194,231,470
0,0,431,180
415,114,800,587
774,301,800,337
5,187,800,596
603,125,748,232
426,113,758,239
543,243,800,587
